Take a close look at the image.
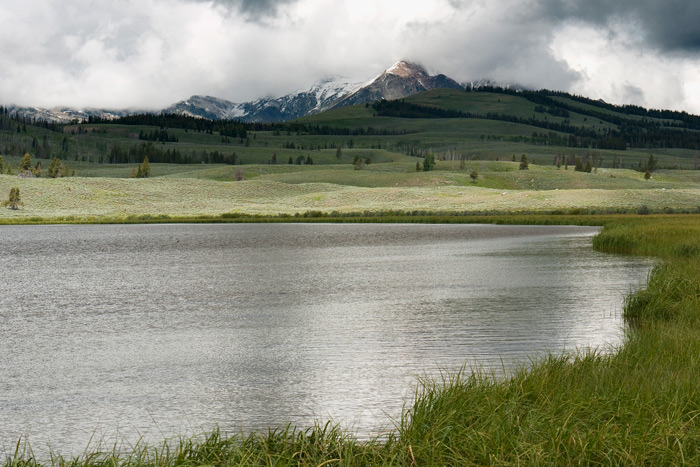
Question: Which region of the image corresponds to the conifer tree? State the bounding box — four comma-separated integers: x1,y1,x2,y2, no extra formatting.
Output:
519,154,529,170
423,153,435,171
3,187,22,210
19,153,32,172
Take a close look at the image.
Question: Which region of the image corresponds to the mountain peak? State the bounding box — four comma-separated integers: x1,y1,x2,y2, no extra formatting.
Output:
385,60,428,78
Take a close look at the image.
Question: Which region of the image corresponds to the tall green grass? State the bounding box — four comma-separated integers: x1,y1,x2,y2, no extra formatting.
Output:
5,215,700,466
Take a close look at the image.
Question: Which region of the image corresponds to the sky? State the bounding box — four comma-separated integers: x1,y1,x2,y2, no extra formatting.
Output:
2,0,700,113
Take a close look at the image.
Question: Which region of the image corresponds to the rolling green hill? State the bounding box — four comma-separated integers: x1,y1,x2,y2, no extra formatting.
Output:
1,88,700,220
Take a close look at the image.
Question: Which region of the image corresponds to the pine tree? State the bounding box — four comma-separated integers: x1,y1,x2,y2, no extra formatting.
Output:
4,187,22,210
48,157,62,178
135,156,151,178
519,154,529,170
647,154,658,173
19,153,32,172
423,153,435,171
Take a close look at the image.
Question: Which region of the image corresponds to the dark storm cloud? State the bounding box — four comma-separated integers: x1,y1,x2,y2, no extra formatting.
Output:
194,0,299,20
537,0,700,52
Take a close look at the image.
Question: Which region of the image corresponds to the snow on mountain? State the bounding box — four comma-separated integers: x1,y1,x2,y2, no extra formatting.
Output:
8,61,490,123
165,74,367,122
7,105,133,123
166,61,466,122
331,60,464,109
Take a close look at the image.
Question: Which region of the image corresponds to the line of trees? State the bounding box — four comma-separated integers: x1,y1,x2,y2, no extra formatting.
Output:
108,142,239,165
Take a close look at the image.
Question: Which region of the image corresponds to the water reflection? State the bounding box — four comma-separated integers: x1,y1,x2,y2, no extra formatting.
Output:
0,223,652,456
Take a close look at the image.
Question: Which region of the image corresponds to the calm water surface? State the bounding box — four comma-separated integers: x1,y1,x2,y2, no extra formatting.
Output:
0,223,653,456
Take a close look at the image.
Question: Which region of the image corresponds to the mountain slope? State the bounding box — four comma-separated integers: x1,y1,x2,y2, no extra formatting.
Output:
166,61,465,122
332,61,463,109
6,61,475,123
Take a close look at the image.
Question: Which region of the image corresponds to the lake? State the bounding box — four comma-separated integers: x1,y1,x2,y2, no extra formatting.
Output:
0,223,653,456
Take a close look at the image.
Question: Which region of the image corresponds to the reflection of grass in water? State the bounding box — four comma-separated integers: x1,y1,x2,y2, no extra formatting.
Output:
7,216,700,465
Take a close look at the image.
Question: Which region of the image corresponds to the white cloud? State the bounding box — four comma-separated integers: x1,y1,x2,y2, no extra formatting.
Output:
551,21,700,113
0,0,699,113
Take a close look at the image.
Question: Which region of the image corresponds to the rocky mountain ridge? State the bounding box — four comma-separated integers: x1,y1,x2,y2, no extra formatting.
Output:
7,61,505,123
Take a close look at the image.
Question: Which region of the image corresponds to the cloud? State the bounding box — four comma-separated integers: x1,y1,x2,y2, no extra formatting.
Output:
0,0,698,113
191,0,300,21
538,0,700,53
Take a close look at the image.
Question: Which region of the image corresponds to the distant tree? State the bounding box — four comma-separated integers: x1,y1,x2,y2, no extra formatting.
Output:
353,155,365,170
644,170,651,180
336,147,342,159
459,155,466,170
19,152,32,172
694,153,699,170
42,135,50,157
33,161,42,177
288,156,293,164
0,155,4,174
574,157,584,172
519,154,529,170
47,157,66,178
416,161,422,171
470,169,479,182
235,167,244,181
3,187,22,210
647,154,658,173
305,155,313,165
270,152,277,164
136,156,151,178
585,160,592,173
6,164,13,175
423,153,435,171
365,157,371,165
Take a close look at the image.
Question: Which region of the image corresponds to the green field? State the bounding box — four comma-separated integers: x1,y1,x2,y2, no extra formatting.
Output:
2,159,699,222
2,86,700,222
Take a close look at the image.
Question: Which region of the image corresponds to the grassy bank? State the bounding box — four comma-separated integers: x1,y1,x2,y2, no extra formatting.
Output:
5,216,700,466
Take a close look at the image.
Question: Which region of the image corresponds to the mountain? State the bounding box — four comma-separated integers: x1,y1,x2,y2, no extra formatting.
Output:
6,61,479,123
7,105,133,124
165,75,367,122
331,61,463,109
166,61,466,122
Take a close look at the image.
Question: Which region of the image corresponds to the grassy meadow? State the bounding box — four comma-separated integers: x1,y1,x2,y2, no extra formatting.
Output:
1,160,700,222
3,88,700,464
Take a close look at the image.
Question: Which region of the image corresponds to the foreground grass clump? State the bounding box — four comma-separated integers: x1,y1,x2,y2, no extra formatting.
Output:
5,215,700,466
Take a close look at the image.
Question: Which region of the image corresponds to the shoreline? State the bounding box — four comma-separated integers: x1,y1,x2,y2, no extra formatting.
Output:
4,215,700,465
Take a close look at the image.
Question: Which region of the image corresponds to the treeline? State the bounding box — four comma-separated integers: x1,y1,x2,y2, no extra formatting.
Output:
97,113,410,137
107,142,239,165
471,87,700,130
0,106,65,132
372,93,700,150
138,129,179,143
476,87,700,149
371,99,602,145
